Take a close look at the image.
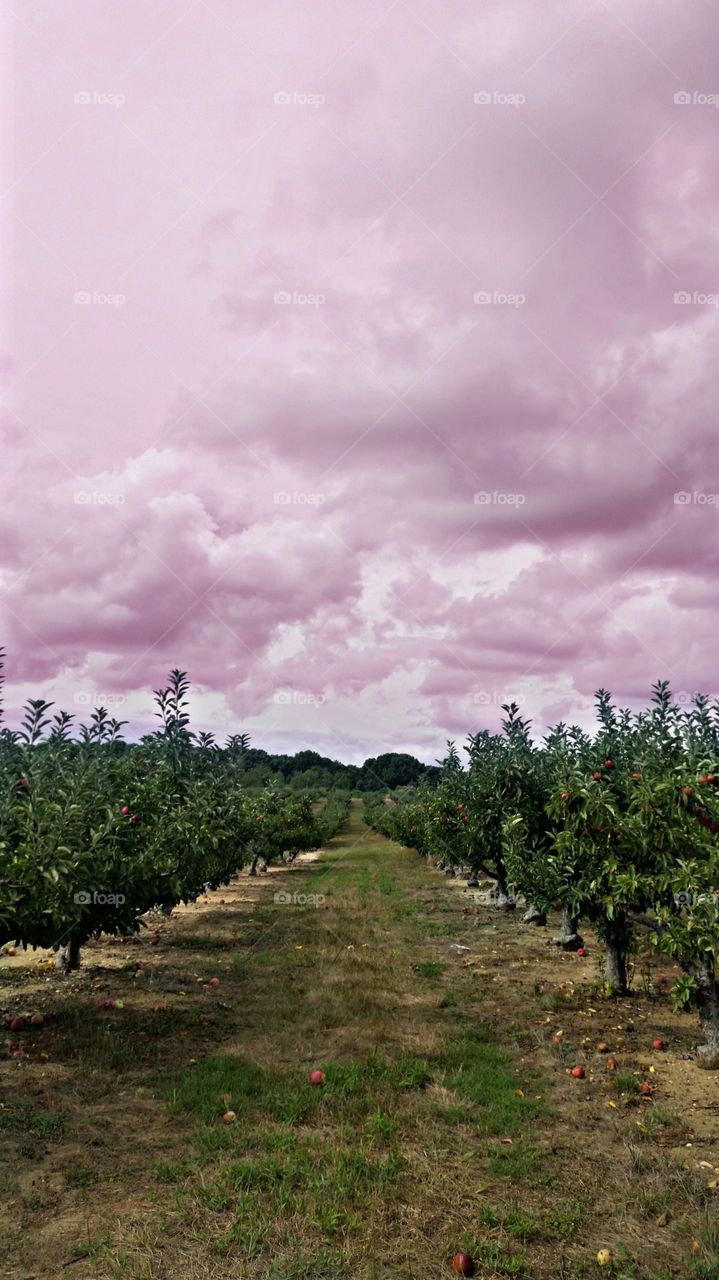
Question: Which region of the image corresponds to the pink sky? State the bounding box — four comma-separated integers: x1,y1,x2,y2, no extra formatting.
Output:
3,1,719,761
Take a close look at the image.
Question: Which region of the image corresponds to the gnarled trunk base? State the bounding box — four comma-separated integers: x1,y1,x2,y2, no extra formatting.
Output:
522,904,547,926
552,906,583,951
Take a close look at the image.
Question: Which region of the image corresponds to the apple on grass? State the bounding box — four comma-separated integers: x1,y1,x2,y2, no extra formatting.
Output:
207,977,220,988
7,1017,24,1032
569,1065,585,1079
652,1038,667,1051
309,1070,326,1086
451,1253,475,1276
222,1110,236,1125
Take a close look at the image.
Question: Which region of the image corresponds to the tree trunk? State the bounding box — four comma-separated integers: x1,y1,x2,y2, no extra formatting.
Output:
248,855,259,877
604,914,630,996
56,934,82,971
494,864,516,911
522,903,547,926
694,956,719,1069
552,905,583,951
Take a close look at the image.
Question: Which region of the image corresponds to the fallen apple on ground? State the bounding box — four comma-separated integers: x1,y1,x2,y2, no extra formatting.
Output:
569,1065,586,1079
606,1057,618,1071
652,1038,667,1051
596,1249,613,1266
7,1017,24,1032
451,1253,475,1276
309,1070,326,1086
576,948,586,956
207,977,220,988
221,1110,236,1124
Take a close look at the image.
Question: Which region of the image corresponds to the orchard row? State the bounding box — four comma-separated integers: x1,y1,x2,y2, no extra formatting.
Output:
0,658,349,969
365,683,719,1069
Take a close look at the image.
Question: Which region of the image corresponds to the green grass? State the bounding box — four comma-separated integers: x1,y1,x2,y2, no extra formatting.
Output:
0,1098,67,1138
438,1024,547,1137
413,960,446,978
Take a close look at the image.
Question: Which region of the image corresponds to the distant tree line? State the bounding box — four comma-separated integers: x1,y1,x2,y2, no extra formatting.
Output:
234,747,439,792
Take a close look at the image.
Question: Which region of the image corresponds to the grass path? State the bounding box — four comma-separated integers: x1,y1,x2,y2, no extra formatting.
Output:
1,803,717,1279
